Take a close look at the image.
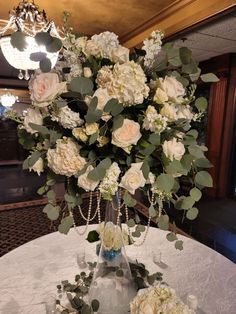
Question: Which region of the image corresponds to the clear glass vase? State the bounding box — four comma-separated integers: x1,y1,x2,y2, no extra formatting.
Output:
89,193,136,314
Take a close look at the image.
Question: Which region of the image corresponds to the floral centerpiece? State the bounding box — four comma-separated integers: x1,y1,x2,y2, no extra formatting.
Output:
6,24,218,248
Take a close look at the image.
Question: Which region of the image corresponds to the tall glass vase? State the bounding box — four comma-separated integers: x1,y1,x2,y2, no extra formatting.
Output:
89,193,136,314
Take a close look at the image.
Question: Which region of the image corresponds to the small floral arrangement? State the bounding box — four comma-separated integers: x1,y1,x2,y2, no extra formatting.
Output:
130,284,195,314
6,23,218,246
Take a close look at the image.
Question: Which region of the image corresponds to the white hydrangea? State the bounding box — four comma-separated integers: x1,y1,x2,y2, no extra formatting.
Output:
51,106,84,129
130,284,196,314
142,30,164,68
91,31,119,58
97,61,149,106
47,137,87,177
143,105,167,133
99,162,121,200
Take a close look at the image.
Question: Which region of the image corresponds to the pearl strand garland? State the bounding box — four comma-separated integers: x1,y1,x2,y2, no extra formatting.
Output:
125,190,154,247
72,191,101,236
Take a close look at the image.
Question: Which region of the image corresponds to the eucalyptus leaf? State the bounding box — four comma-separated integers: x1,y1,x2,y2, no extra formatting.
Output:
70,77,94,94
113,115,124,131
195,171,213,187
155,174,175,192
195,97,208,112
175,240,183,250
190,187,202,202
47,37,63,53
43,204,59,221
157,214,169,230
104,98,123,116
166,232,177,242
11,31,26,51
58,216,74,234
40,57,52,73
141,160,150,180
124,192,136,207
127,218,135,228
179,196,195,210
87,165,106,181
194,157,213,168
35,32,52,46
28,123,49,135
188,145,205,158
87,230,100,243
149,133,160,145
148,205,156,218
91,299,99,312
179,47,192,65
200,73,219,83
89,131,99,145
186,207,199,220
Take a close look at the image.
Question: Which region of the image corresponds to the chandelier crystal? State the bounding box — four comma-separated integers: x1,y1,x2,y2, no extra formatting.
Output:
0,0,63,80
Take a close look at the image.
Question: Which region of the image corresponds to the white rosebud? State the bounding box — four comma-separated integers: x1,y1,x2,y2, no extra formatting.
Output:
120,162,146,195
176,104,193,121
112,119,142,153
154,87,168,104
77,165,99,191
72,128,88,142
23,108,43,134
29,157,44,176
162,137,185,161
83,67,93,78
85,123,99,135
160,103,177,122
156,76,185,103
111,45,129,64
84,39,102,58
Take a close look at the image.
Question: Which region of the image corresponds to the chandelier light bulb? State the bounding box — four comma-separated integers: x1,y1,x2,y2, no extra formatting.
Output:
0,92,18,108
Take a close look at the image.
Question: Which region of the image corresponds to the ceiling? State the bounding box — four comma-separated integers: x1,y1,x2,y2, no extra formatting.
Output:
0,0,176,39
173,11,236,61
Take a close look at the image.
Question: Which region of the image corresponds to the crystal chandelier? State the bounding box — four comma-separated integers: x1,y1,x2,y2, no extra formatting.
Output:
0,0,63,80
0,91,18,108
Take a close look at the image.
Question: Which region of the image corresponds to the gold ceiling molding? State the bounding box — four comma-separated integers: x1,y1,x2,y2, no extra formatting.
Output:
121,0,236,48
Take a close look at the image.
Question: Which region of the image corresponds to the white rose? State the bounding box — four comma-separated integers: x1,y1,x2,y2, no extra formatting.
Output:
23,108,43,134
176,105,193,121
97,136,109,147
153,87,168,104
162,138,185,161
160,103,177,122
85,123,99,135
101,222,115,250
112,119,142,153
83,67,93,78
111,45,129,63
29,157,44,176
84,40,102,57
72,127,88,142
29,73,67,106
120,162,146,194
157,76,185,103
77,165,99,191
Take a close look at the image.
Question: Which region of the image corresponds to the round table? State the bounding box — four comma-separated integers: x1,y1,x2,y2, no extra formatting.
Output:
0,225,236,314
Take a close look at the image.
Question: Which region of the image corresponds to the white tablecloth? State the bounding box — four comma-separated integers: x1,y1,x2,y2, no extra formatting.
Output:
0,225,236,314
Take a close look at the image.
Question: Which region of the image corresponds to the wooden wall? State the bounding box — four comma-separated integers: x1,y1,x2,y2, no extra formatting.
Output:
201,53,236,197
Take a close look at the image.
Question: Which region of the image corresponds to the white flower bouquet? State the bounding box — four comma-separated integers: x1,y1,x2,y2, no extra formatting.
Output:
130,285,196,314
7,26,218,246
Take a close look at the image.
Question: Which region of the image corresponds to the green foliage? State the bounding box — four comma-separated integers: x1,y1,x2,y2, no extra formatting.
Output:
43,204,60,221
186,207,199,220
155,174,175,192
123,191,137,207
157,214,169,230
195,171,213,187
58,216,74,234
190,187,202,202
175,240,183,251
87,230,100,243
104,98,123,116
200,73,219,82
195,97,208,112
70,77,94,95
11,31,26,51
87,158,111,181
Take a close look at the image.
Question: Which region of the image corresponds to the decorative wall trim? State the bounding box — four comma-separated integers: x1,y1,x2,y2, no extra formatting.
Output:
121,0,236,47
